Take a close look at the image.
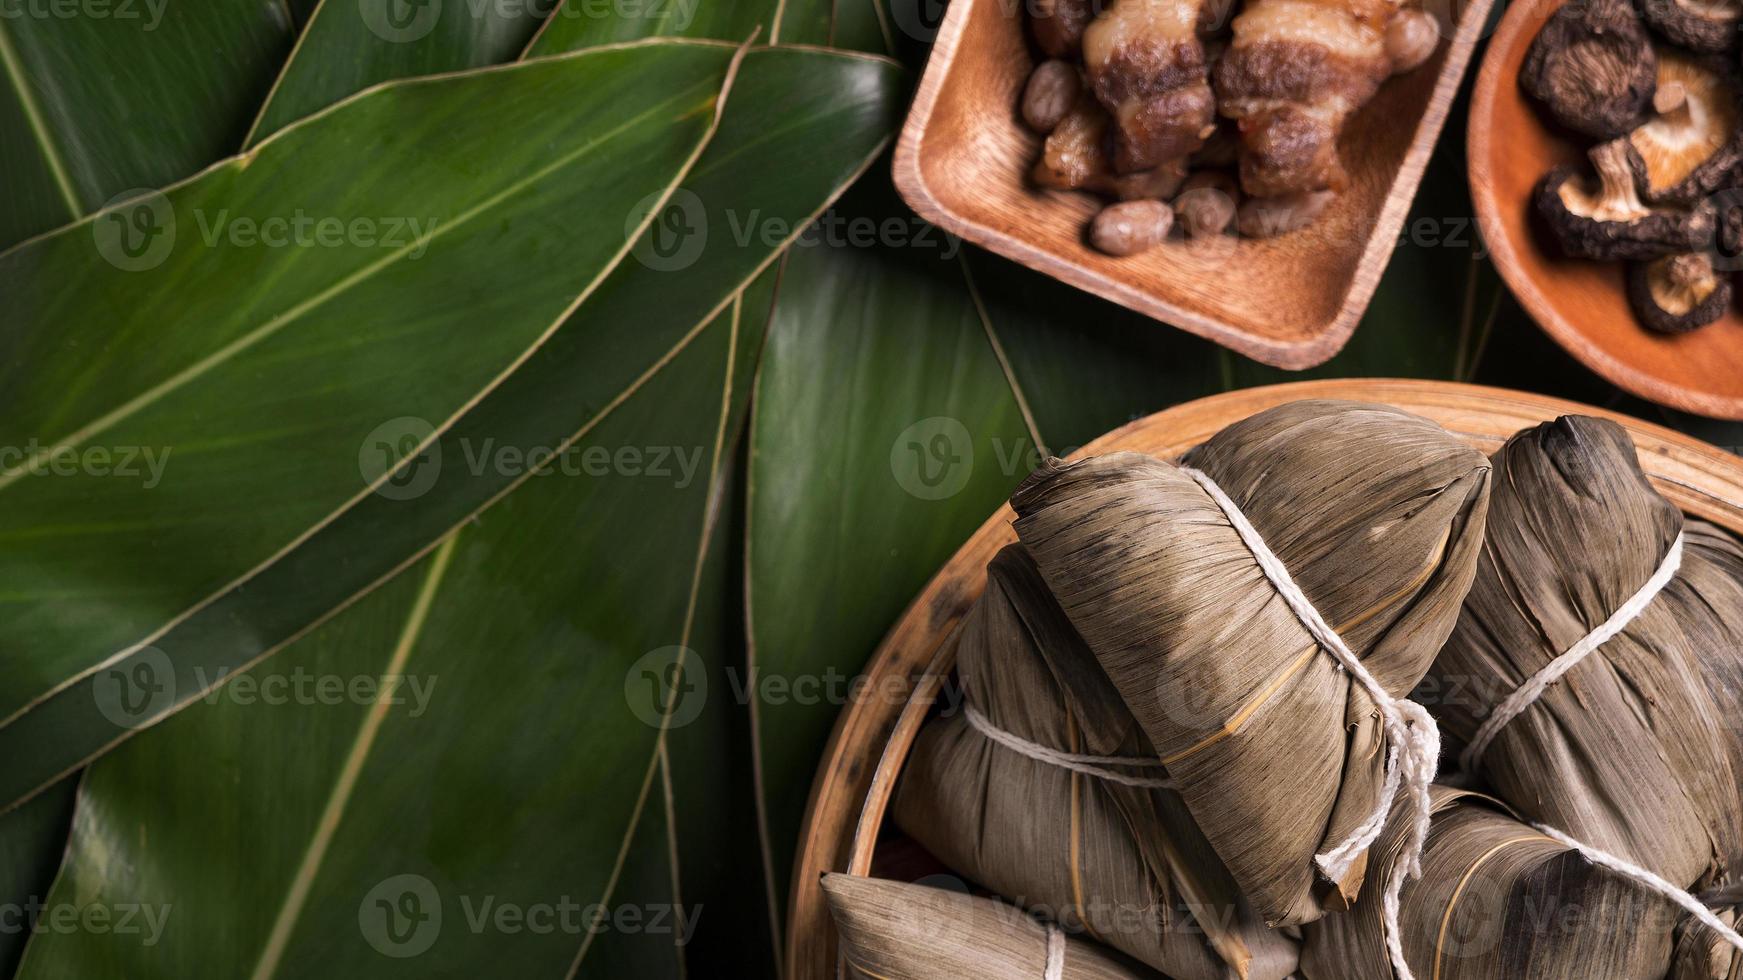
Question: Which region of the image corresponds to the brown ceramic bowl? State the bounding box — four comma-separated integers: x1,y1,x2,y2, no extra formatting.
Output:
1469,0,1743,420
893,0,1498,369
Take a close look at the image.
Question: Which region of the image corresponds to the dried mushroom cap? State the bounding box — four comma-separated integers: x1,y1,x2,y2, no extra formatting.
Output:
1625,51,1743,203
1537,140,1716,259
1627,251,1733,331
1642,0,1741,52
1522,0,1658,139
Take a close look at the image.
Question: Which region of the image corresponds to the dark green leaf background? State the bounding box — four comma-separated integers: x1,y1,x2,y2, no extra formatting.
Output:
2,0,1739,976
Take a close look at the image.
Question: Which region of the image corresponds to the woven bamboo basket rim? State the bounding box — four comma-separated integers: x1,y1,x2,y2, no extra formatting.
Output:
783,378,1743,980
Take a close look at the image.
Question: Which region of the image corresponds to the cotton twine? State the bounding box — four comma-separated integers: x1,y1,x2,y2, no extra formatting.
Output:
1043,921,1065,980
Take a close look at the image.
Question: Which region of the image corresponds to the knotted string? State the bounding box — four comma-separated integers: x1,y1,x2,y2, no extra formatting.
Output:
962,703,1178,790
1180,466,1439,980
1456,531,1685,776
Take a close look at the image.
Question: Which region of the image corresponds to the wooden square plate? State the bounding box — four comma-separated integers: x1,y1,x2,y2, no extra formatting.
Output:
892,0,1498,368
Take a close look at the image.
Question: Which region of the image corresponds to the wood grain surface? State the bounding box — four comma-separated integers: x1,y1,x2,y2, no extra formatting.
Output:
890,0,1496,369
785,379,1743,979
1469,0,1743,420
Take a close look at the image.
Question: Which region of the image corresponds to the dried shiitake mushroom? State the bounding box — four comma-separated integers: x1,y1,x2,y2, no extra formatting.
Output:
1627,251,1733,330
1624,51,1743,203
1641,0,1741,53
1537,140,1716,259
1522,0,1658,138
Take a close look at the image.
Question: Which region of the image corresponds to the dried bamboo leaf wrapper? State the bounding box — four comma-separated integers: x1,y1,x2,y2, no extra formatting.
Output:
821,873,1162,979
1011,400,1491,927
1431,416,1743,891
1680,520,1743,794
892,545,1299,980
1302,786,1676,979
1674,900,1743,980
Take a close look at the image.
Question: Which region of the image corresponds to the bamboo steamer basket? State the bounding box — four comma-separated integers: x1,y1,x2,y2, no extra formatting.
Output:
784,379,1743,980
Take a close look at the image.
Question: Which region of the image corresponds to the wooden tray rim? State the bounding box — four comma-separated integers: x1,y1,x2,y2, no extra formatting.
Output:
784,378,1743,979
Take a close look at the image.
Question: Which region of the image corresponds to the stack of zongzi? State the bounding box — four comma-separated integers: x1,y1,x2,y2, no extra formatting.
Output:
820,399,1743,980
893,545,1298,979
1011,400,1491,925
1429,416,1743,894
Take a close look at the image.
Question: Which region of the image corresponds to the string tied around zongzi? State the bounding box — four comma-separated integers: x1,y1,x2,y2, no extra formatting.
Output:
1455,530,1687,777
1534,823,1743,956
1181,466,1441,980
962,702,1180,790
1043,921,1065,980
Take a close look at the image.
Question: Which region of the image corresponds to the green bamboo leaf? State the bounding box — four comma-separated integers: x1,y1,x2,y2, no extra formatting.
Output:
243,0,548,147
0,0,294,246
0,44,902,811
0,40,736,757
744,176,1035,918
16,278,756,978
0,779,75,976
524,0,770,53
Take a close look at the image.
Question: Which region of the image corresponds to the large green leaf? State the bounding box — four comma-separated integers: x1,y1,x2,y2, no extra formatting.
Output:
243,0,547,147
0,40,735,742
0,779,75,977
0,44,902,810
0,0,294,246
17,300,749,979
525,0,771,52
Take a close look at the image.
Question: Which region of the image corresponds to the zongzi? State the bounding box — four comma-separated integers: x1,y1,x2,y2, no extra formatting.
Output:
821,873,1160,979
1011,400,1491,928
1302,786,1679,978
1430,416,1743,893
893,545,1298,980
